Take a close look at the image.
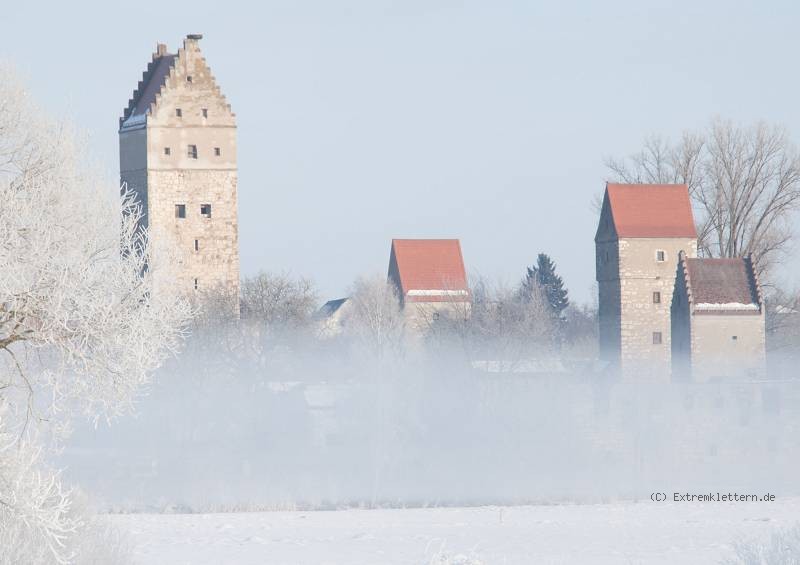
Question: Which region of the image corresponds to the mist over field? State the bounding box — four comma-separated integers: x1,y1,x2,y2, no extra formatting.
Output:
57,323,800,513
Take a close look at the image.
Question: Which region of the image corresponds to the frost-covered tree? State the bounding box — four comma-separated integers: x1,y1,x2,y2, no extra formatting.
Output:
0,64,190,563
240,271,318,328
433,277,556,369
344,275,406,361
606,120,800,274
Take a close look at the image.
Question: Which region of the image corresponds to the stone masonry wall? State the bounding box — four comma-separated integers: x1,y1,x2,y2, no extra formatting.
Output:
690,313,766,381
148,169,239,295
616,238,697,380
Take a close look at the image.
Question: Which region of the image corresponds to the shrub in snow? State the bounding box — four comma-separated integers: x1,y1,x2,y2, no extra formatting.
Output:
427,551,484,565
723,523,800,565
426,541,484,565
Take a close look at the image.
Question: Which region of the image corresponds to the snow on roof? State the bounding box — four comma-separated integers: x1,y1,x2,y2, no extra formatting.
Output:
600,183,697,239
693,303,760,311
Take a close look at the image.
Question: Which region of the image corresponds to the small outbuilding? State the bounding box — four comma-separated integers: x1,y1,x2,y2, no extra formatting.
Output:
671,253,765,381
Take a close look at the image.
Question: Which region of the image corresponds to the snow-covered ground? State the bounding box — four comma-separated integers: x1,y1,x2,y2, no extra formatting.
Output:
112,498,800,564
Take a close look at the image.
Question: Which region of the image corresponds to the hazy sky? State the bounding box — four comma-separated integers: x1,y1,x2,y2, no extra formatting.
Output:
4,1,800,303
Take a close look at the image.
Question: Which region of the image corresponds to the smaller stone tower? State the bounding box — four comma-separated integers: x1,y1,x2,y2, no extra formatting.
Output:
595,184,697,380
671,253,766,381
119,35,239,302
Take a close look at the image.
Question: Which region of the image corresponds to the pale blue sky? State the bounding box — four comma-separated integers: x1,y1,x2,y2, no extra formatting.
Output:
4,1,799,303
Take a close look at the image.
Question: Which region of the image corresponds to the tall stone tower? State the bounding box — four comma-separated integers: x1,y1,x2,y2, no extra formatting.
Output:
595,184,697,380
119,34,239,300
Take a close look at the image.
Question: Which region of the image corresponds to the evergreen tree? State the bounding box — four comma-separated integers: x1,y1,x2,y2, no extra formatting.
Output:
521,253,569,316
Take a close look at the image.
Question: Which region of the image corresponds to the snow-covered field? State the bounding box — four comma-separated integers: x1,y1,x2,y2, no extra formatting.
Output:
112,498,800,564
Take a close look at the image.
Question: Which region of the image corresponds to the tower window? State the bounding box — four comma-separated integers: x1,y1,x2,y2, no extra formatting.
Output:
194,278,199,290
656,250,666,262
200,204,212,218
176,108,182,118
194,239,199,251
652,332,663,345
164,147,171,156
214,147,221,156
202,108,208,118
653,291,661,304
188,145,198,159
175,204,186,219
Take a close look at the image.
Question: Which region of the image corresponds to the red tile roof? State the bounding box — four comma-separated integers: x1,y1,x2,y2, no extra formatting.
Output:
605,184,697,238
684,257,761,308
388,239,469,303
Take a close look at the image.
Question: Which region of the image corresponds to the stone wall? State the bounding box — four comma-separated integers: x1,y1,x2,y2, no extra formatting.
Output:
690,313,766,381
148,169,239,295
596,236,697,380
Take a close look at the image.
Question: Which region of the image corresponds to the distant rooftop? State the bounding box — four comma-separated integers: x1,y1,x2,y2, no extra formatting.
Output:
388,239,469,303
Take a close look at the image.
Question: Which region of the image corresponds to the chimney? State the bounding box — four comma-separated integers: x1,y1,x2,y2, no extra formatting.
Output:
155,43,168,57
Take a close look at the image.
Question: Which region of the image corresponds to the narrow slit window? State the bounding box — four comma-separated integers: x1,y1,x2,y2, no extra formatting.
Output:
188,144,198,159
175,204,186,219
652,331,663,345
164,147,171,156
653,291,661,304
176,108,182,118
194,278,198,290
200,204,212,218
194,239,199,251
214,147,221,156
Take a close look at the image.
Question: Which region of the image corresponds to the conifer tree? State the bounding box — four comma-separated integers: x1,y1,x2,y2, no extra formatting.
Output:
521,253,569,317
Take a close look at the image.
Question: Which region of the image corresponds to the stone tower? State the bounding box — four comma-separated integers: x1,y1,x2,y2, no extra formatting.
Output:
595,184,697,380
119,34,239,301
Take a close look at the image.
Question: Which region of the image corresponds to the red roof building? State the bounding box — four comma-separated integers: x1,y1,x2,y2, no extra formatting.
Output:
595,183,699,380
596,183,697,241
387,239,469,304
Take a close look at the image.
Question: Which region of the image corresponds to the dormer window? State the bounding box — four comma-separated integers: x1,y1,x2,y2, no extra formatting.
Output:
188,145,198,159
656,250,666,262
176,108,182,118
